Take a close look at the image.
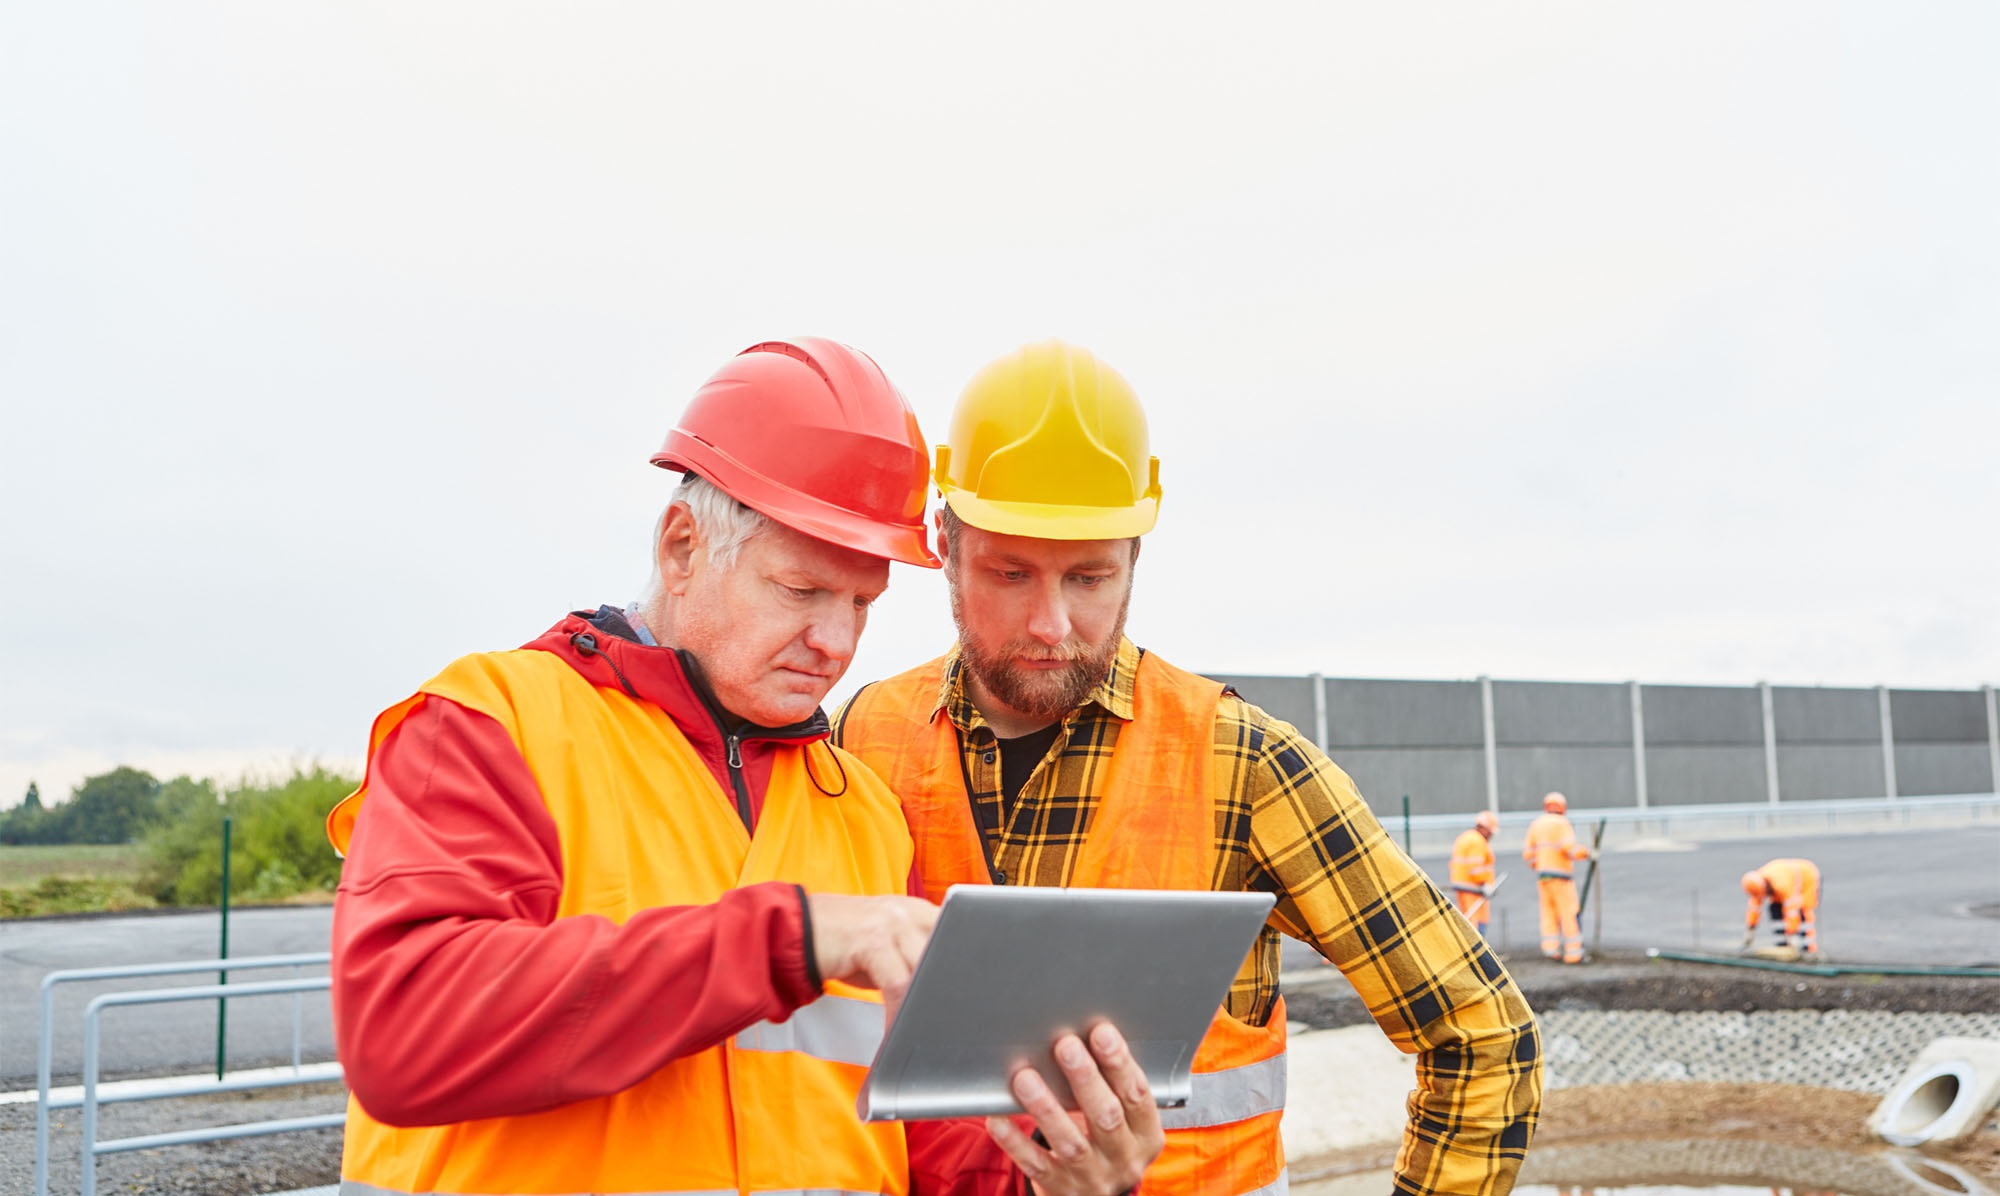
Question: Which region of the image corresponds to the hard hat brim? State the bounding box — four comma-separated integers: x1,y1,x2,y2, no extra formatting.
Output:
655,450,942,569
943,491,1158,541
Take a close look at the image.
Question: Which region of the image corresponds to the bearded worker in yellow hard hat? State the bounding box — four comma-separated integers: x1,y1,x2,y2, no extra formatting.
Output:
835,340,1543,1196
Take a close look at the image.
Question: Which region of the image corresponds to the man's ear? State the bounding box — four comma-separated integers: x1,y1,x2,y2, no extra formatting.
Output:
933,507,951,568
659,504,701,596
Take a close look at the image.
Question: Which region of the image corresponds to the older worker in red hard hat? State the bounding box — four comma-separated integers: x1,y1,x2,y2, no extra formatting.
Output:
325,340,1161,1196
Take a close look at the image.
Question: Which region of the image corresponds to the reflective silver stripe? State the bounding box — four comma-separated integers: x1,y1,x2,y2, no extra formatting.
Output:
1537,870,1573,880
734,992,883,1068
343,1183,891,1196
1158,1051,1286,1130
1449,882,1485,894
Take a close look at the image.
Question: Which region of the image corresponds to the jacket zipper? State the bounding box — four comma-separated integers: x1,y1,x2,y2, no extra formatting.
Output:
721,728,752,831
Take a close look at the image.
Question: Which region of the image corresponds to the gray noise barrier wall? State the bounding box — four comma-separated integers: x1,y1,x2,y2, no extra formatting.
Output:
1772,686,1884,802
1327,679,1486,816
1890,689,1991,797
1492,681,1632,813
1641,685,1766,808
1197,668,1998,820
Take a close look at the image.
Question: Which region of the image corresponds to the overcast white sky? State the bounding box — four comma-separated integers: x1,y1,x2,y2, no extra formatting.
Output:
3,3,1996,809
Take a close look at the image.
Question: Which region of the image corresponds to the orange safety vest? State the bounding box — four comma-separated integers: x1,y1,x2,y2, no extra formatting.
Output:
841,652,1287,1196
1522,812,1587,879
1449,829,1495,895
327,649,912,1196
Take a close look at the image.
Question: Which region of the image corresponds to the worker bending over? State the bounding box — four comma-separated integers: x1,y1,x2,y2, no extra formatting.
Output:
1742,857,1821,956
326,339,1160,1196
837,340,1542,1196
1522,791,1590,964
1451,810,1500,936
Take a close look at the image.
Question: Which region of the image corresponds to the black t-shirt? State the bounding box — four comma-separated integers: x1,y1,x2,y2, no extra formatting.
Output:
996,722,1063,816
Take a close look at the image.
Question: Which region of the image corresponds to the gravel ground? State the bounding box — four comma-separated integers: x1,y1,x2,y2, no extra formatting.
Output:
2,1083,343,1196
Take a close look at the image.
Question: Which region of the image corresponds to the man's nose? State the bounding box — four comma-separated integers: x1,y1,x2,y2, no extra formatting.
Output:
1025,582,1071,646
803,608,860,663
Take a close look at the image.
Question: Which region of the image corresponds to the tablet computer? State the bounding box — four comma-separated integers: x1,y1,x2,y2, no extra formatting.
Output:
857,884,1276,1122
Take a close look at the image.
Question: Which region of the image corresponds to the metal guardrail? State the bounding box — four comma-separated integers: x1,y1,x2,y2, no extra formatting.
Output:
1390,792,2000,846
36,952,339,1196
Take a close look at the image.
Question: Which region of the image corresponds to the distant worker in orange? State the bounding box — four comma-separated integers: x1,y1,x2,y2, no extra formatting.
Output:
1450,811,1500,936
1522,792,1590,963
1742,858,1821,956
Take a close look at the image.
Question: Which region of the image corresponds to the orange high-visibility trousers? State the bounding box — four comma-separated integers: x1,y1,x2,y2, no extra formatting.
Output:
1537,877,1582,962
1454,888,1490,932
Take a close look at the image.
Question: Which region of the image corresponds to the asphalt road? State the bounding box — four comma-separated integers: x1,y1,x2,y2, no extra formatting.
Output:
1,906,334,1090
1281,824,1999,973
7,825,1996,1090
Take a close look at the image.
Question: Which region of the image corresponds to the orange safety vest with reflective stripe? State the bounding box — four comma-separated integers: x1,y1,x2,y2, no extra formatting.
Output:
1522,812,1587,879
1449,829,1495,895
840,653,1287,1196
327,649,911,1196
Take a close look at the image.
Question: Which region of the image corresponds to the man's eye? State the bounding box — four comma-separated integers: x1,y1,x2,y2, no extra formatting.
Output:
786,586,817,599
1073,575,1107,588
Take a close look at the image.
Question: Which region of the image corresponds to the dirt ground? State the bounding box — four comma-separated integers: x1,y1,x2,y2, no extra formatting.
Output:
1292,1081,2000,1184
1284,949,2000,1190
1283,946,2000,1028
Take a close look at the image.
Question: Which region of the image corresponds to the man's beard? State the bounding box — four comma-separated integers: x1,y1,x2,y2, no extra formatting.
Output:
950,583,1131,727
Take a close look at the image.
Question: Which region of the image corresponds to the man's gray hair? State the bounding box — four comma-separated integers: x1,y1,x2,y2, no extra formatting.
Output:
638,473,777,607
672,472,775,571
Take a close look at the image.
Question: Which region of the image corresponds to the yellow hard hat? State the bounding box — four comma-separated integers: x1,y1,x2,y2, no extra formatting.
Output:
934,339,1161,539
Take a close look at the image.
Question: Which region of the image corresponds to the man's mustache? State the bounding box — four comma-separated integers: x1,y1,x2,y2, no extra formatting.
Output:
1007,642,1091,664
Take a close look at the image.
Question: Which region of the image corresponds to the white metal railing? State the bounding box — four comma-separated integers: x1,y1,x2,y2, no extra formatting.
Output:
36,952,338,1196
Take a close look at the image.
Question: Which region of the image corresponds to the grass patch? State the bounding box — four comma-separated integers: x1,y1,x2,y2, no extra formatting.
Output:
0,844,154,917
0,843,148,885
0,874,156,917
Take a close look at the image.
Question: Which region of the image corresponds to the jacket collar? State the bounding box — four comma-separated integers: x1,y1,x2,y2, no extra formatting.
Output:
524,608,831,747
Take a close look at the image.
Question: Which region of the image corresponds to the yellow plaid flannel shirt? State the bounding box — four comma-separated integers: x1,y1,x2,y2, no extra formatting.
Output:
834,638,1542,1195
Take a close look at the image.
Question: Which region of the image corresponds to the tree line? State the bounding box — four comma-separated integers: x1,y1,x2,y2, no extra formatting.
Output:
1,766,351,906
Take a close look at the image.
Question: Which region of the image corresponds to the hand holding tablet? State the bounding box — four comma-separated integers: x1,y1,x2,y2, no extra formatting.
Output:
857,885,1276,1121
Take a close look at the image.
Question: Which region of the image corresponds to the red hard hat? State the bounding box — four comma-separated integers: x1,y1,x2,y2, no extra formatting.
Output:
652,339,941,568
1475,810,1499,834
1543,791,1567,813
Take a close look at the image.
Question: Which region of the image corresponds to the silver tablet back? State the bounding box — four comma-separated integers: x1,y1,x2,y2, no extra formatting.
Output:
858,885,1276,1122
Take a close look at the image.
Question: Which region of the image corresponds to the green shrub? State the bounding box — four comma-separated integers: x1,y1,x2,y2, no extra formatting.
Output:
142,767,353,905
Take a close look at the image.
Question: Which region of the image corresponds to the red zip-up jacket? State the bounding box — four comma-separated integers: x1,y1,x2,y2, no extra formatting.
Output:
331,609,1020,1194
